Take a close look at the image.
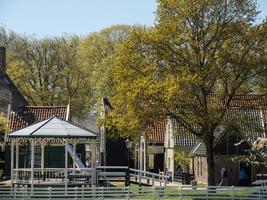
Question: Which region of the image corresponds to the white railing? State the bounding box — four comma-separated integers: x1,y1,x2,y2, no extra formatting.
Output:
96,166,170,185
13,168,92,184
1,185,267,199
97,166,127,179
130,168,169,186
13,166,170,186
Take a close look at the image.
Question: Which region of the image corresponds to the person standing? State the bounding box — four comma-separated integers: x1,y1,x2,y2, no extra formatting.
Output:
86,157,91,168
219,166,228,186
238,168,248,186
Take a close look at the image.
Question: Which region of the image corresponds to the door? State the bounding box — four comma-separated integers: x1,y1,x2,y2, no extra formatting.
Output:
154,153,164,173
240,162,251,186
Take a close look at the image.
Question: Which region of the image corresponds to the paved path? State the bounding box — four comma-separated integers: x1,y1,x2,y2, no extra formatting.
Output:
130,177,182,186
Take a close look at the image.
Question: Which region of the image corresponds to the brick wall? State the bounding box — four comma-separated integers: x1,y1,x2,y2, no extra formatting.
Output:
192,155,250,186
214,156,240,186
192,156,208,183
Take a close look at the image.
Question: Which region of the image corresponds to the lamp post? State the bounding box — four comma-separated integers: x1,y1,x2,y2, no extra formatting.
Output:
125,138,132,186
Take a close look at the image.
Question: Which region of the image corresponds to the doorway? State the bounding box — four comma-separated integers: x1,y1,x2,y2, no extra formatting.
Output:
240,162,251,186
154,153,164,173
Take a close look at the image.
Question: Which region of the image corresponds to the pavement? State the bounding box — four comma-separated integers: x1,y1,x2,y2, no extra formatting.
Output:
130,177,182,187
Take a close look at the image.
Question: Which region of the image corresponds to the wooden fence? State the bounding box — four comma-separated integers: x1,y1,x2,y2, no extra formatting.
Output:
12,166,169,187
0,185,267,199
13,168,93,185
130,168,168,186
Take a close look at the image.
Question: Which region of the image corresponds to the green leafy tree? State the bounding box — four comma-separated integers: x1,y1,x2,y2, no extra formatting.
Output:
105,0,267,185
78,25,133,106
175,151,190,173
5,34,92,118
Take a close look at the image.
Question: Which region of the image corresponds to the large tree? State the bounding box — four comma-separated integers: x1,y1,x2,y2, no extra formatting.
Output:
106,0,267,185
78,25,133,106
5,34,92,117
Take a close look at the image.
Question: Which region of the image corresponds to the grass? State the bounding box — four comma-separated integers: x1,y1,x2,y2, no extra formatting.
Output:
112,182,259,200
0,180,260,200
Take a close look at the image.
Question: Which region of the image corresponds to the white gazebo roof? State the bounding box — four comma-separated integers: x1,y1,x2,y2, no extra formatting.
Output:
8,116,97,138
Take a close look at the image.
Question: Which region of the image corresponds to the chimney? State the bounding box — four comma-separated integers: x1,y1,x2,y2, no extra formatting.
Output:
0,47,6,74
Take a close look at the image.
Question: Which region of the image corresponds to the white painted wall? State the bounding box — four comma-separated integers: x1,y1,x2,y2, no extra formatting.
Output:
164,118,175,177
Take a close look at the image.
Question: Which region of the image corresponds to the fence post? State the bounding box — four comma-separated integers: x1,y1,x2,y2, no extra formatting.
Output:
231,185,234,200
81,185,84,200
25,185,28,199
180,185,183,199
264,181,267,200
13,185,16,199
22,186,25,200
48,187,51,200
127,186,130,200
138,172,142,194
152,175,155,186
75,186,78,200
206,185,209,199
101,186,104,200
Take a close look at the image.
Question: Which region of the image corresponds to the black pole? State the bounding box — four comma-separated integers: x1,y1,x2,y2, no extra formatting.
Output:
125,147,130,186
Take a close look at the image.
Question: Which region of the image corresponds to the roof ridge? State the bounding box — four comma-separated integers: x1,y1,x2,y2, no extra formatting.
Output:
25,106,68,108
29,116,55,136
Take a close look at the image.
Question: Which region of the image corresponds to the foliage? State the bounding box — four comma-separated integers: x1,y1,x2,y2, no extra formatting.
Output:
175,151,190,166
0,27,17,48
246,138,267,166
1,31,93,118
0,1,266,185
0,112,7,179
0,25,134,119
175,151,190,173
0,112,7,134
104,0,267,185
78,25,133,107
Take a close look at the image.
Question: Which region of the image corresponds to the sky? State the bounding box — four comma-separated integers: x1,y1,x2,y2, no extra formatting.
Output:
0,0,266,38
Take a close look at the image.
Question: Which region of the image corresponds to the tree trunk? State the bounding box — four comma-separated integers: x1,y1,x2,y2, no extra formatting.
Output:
205,138,215,186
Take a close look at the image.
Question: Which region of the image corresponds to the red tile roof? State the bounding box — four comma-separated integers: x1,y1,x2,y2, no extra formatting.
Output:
209,94,267,108
148,94,267,145
8,106,68,132
148,119,167,143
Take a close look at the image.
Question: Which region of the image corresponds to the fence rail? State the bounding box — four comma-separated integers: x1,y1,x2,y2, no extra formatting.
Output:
13,168,93,185
130,168,169,186
13,166,169,186
1,185,266,199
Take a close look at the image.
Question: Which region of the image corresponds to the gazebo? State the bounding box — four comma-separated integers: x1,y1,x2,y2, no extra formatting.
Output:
8,116,97,189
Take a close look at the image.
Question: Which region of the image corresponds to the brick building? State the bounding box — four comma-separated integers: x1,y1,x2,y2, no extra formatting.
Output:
135,120,167,173
0,46,28,177
164,94,267,185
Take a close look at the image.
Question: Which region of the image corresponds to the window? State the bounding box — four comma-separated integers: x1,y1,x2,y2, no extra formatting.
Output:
197,159,199,176
141,142,145,150
200,159,203,176
27,146,41,168
148,154,154,169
